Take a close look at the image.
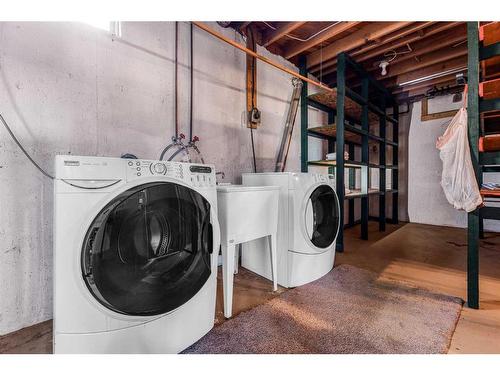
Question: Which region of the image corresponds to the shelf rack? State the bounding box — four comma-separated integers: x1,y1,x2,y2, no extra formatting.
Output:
467,22,500,309
299,52,399,252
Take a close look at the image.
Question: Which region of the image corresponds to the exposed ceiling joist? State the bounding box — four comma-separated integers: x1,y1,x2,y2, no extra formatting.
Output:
239,22,252,31
365,25,466,73
395,79,459,102
283,21,361,59
310,21,435,74
306,22,412,68
374,44,467,80
357,22,463,63
223,20,470,101
314,22,463,77
391,55,467,86
391,75,459,95
262,22,307,47
320,46,465,87
348,22,435,60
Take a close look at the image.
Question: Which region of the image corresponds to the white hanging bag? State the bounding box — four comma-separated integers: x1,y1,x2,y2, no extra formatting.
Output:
435,86,483,212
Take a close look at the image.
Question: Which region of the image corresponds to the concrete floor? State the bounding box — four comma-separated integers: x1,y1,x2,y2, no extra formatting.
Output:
1,222,499,354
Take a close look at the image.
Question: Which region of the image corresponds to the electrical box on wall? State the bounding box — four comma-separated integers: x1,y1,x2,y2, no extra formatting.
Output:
247,107,261,129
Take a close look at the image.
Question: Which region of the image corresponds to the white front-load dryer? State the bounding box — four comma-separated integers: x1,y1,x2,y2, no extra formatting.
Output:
53,155,220,353
241,172,340,288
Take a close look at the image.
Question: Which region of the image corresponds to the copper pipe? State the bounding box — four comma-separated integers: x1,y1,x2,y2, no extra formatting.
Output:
192,22,333,93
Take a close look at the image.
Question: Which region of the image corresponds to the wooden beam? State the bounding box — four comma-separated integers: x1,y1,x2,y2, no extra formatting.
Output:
324,51,466,96
321,46,466,93
390,55,467,86
365,24,466,73
283,21,361,59
391,75,458,94
246,26,258,128
262,22,307,47
315,22,463,77
192,22,334,93
311,22,435,74
394,79,458,102
356,22,462,63
374,44,467,80
307,22,412,68
239,22,251,31
395,85,463,103
350,22,434,60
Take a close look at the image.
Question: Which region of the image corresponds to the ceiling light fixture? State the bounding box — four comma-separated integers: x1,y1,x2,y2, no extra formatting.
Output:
379,60,389,76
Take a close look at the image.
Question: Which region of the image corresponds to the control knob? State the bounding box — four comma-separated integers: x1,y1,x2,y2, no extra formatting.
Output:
153,163,166,174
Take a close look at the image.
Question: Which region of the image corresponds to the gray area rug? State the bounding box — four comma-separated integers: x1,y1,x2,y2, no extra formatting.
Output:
184,264,463,354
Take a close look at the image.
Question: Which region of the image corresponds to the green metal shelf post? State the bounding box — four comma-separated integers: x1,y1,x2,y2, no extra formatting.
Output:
335,53,347,252
465,22,500,308
328,110,336,177
348,142,356,227
299,55,308,173
379,96,387,232
361,78,370,240
391,102,399,224
467,22,480,309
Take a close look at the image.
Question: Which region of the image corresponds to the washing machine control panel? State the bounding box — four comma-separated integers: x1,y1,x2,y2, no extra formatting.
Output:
188,165,216,188
125,160,215,187
126,160,183,179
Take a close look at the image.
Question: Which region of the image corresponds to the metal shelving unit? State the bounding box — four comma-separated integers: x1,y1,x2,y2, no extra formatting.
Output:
300,52,399,252
467,21,500,309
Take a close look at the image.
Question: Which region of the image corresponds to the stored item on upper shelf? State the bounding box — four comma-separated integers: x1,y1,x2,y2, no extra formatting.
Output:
479,134,500,152
325,151,349,161
345,186,351,195
436,85,483,212
482,182,500,191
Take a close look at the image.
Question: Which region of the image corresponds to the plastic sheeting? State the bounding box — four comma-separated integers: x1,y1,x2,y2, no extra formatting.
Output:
436,101,483,212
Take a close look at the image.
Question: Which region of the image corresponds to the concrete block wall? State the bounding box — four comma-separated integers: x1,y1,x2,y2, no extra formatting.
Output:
0,22,301,335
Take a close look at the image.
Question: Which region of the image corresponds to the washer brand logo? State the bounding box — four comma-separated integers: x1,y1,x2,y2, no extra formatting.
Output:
64,160,80,167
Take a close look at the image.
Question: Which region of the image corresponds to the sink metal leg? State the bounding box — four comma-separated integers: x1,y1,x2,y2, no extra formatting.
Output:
269,235,278,291
222,243,236,318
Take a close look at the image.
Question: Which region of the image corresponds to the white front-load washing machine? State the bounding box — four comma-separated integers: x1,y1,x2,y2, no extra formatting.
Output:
53,155,220,353
241,172,340,288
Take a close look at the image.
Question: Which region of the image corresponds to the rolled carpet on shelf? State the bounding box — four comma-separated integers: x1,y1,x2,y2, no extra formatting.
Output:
183,264,463,354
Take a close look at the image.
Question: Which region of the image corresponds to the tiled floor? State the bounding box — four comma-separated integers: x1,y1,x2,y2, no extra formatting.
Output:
1,222,499,354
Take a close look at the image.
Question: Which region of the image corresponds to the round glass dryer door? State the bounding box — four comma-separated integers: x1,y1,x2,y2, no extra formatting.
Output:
304,184,340,249
81,182,213,316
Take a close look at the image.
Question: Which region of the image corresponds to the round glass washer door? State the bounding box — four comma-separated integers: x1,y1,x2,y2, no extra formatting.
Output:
81,182,213,316
304,184,340,249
